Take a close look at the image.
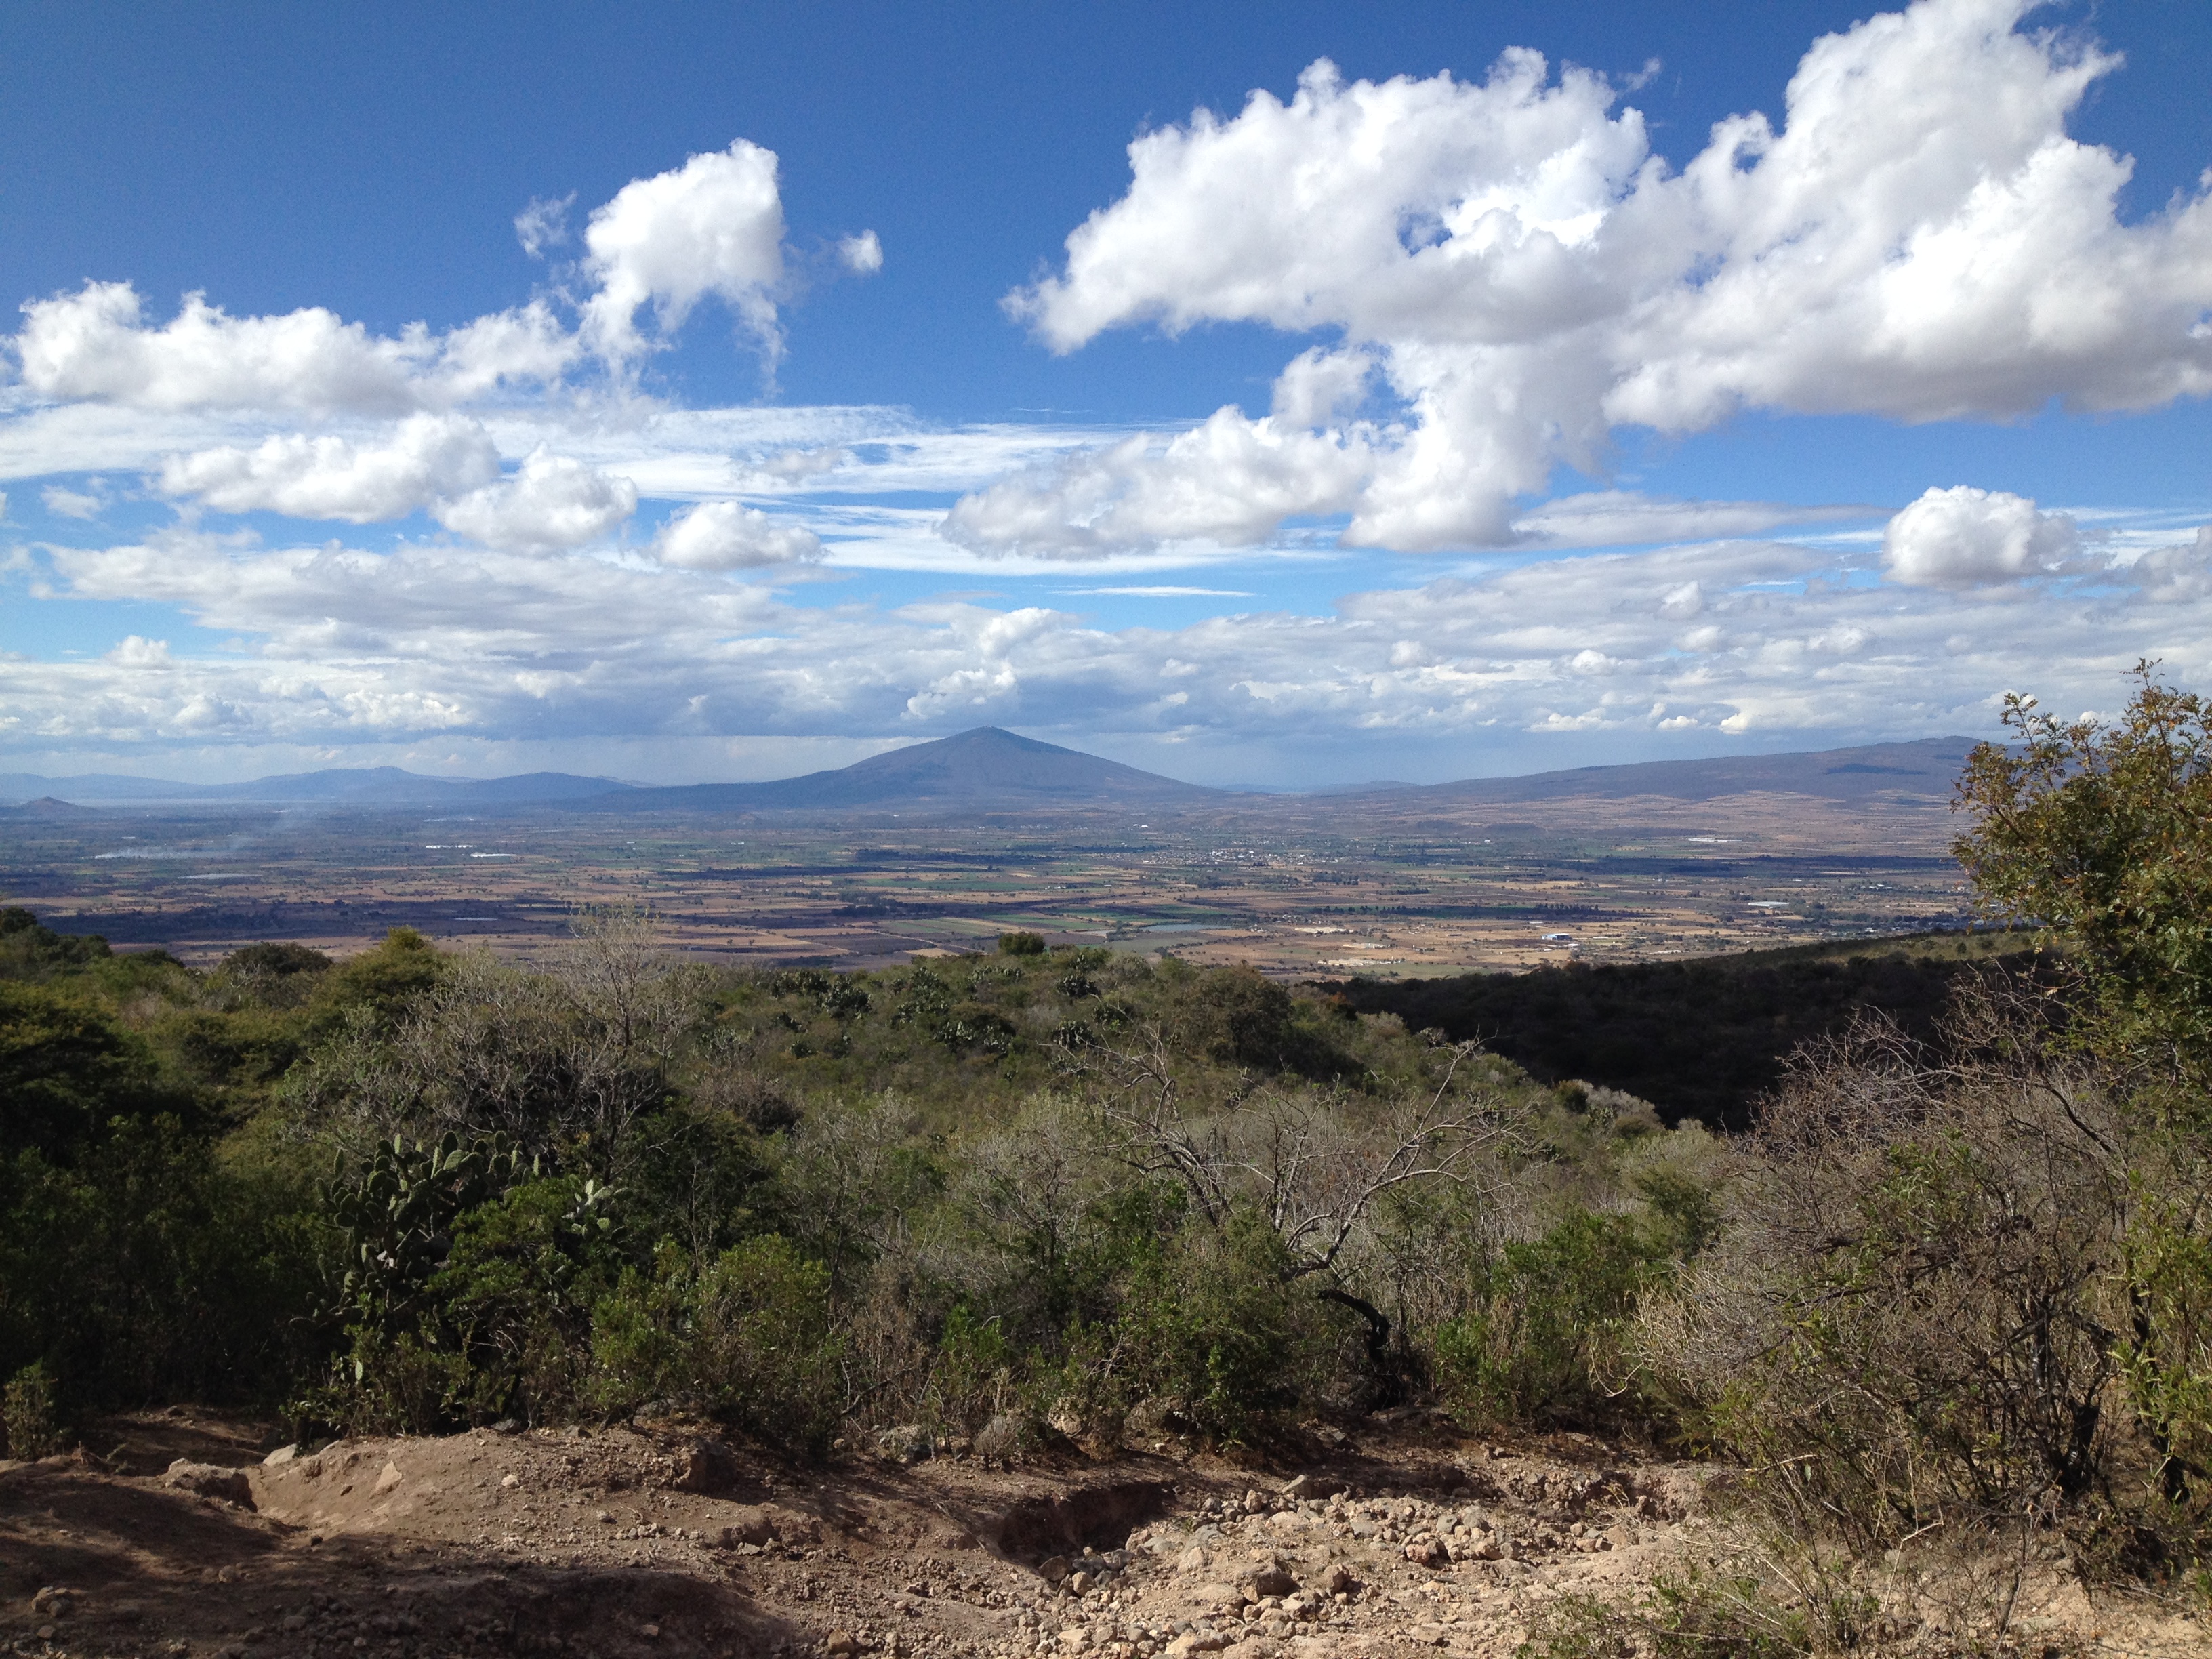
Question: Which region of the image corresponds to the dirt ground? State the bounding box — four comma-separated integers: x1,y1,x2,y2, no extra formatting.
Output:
3,1408,2202,1659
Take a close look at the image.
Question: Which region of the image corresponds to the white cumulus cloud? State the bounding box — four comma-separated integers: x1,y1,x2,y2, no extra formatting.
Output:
1881,485,2078,588
104,634,172,668
158,413,502,522
432,448,638,553
14,281,579,417
7,137,834,415
15,511,2212,769
976,0,2212,556
2131,525,2212,603
653,501,823,569
581,140,788,367
839,231,884,274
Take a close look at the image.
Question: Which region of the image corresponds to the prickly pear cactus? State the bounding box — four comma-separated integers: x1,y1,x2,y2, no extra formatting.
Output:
319,1130,525,1337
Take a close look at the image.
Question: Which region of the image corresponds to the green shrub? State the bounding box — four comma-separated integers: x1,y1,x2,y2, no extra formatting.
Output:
2115,1176,2212,1527
308,927,445,1032
319,1132,528,1344
1434,1208,1672,1429
1170,963,1295,1067
1955,669,2212,1090
588,1235,843,1453
0,908,112,979
1513,1593,1639,1659
429,1174,624,1425
0,981,178,1159
587,1242,696,1420
1645,1568,1832,1659
2,1361,64,1458
921,1303,1016,1431
692,1235,843,1450
211,942,333,1011
1113,1211,1349,1444
1,1118,328,1415
1511,1570,1844,1659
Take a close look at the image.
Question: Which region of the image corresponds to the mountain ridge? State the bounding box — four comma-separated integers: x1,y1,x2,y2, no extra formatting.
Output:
1,729,1988,813
0,766,634,806
1358,735,1977,806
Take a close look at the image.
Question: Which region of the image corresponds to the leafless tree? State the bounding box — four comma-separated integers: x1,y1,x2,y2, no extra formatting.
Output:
286,906,701,1172
1064,1022,1526,1390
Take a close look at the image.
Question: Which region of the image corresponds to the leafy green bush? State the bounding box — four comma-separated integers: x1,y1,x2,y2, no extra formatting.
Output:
1955,668,2212,1091
320,1133,528,1342
308,926,445,1032
1112,1211,1351,1444
691,1235,843,1450
1511,1568,1856,1659
1166,962,1296,1067
588,1234,843,1453
426,1174,624,1426
0,981,180,1159
920,1303,1016,1431
0,907,113,979
2120,1180,2212,1512
2,1113,328,1416
1433,1207,1673,1429
0,895,1656,1454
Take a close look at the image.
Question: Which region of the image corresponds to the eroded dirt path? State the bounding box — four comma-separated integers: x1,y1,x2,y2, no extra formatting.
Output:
4,1412,2198,1659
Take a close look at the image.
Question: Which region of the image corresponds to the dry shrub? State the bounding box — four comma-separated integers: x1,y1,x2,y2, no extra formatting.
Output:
1644,982,2132,1576
287,909,702,1174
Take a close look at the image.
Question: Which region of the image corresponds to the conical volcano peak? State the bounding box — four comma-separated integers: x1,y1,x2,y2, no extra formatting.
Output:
598,726,1215,811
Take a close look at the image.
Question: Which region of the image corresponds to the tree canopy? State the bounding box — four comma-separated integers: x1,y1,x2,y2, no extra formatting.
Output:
1954,664,2212,1092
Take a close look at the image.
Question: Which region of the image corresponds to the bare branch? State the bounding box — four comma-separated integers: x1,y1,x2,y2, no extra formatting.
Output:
1065,1027,1526,1284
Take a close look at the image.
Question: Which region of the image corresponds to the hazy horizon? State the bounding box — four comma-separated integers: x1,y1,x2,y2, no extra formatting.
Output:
0,724,1986,799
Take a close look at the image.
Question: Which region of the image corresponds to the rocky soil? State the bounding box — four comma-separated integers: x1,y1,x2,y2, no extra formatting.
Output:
3,1408,2200,1658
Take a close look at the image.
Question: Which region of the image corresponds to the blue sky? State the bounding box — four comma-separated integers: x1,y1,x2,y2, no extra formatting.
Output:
1,0,2208,786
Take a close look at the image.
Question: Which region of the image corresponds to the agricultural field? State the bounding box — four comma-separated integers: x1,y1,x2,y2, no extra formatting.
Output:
0,788,1971,973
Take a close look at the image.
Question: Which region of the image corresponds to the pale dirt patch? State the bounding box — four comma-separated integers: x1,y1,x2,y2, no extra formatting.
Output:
4,1417,2201,1659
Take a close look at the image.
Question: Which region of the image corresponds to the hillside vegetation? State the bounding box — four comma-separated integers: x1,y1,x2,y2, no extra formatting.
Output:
5,670,2211,1653
1333,929,2036,1128
1,906,1715,1457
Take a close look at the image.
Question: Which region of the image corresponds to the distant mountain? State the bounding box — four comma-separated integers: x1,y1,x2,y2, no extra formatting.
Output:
0,772,205,803
589,726,1217,812
0,733,1986,817
1350,737,1979,806
0,767,635,806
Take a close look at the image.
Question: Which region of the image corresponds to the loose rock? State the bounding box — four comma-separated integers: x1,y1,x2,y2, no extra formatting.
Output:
975,1411,1038,1461
163,1460,255,1509
671,1437,742,1494
877,1423,935,1464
